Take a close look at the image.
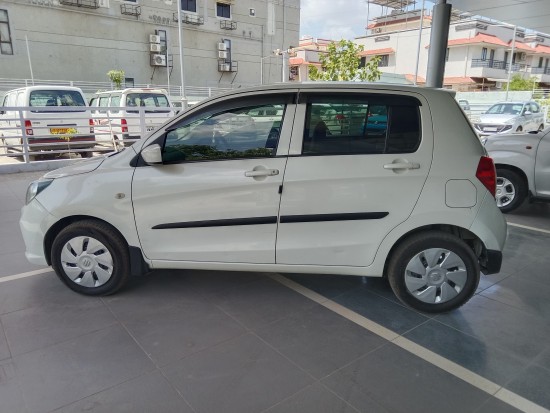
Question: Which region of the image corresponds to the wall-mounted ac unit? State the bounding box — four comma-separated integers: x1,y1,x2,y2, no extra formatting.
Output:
150,35,161,44
374,28,382,33
220,63,231,71
151,54,167,66
98,0,109,7
218,43,227,51
518,52,527,61
150,44,162,52
218,51,228,59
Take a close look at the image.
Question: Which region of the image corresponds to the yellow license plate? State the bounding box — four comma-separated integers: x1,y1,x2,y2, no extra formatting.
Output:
50,127,76,134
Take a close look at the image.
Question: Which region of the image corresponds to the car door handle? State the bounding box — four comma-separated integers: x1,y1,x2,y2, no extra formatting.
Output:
383,162,420,170
245,169,279,177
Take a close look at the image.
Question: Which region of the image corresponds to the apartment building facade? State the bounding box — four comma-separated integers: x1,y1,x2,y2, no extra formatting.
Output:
355,10,550,90
0,0,299,91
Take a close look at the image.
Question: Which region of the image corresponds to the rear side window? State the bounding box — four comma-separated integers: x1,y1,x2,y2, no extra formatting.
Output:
125,93,170,113
302,95,421,155
29,90,86,112
98,96,109,114
110,95,121,113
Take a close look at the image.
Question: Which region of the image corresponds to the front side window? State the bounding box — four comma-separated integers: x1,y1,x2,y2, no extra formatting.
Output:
110,95,121,113
0,9,13,55
181,0,197,12
162,102,286,163
216,2,231,18
486,103,522,115
303,96,420,155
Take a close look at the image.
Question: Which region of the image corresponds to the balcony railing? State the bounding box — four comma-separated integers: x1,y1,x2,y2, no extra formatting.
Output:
120,4,141,18
173,13,204,25
531,67,550,75
220,20,237,30
471,59,506,70
59,0,99,8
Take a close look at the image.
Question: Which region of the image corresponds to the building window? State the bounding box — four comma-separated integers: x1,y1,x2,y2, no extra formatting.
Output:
124,77,135,87
481,47,487,61
249,8,256,17
378,55,389,67
156,29,167,55
216,2,231,19
445,48,449,62
539,57,544,68
0,9,14,55
181,0,196,13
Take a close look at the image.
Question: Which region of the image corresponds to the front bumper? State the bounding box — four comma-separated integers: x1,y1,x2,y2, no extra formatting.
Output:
20,199,53,266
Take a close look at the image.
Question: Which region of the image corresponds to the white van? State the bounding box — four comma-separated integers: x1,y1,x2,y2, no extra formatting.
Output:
0,86,95,158
90,88,175,147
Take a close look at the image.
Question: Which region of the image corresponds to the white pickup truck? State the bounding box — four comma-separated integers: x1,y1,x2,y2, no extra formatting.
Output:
484,128,550,212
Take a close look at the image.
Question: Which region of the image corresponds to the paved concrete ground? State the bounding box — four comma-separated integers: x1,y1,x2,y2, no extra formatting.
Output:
1,171,549,413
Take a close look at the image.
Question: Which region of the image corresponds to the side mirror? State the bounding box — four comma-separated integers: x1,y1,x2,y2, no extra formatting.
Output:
141,144,163,165
523,110,532,116
0,110,5,115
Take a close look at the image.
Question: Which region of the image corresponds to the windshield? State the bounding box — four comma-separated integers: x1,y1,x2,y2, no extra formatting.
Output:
29,90,86,112
486,103,523,115
125,93,170,113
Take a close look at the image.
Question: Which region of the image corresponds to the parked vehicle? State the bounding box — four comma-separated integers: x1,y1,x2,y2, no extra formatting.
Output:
458,99,470,111
473,101,545,137
20,83,506,313
90,88,175,147
483,128,550,212
0,86,95,158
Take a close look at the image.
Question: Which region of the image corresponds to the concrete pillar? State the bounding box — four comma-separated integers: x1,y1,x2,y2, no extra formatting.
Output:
426,0,452,88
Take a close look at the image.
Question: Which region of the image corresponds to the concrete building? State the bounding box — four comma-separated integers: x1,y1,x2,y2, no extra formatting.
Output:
355,9,550,90
0,0,299,94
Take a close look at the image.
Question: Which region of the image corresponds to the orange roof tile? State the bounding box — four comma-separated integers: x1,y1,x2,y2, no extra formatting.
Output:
358,48,395,56
512,41,536,52
446,33,509,48
404,74,426,83
535,44,550,54
443,76,476,85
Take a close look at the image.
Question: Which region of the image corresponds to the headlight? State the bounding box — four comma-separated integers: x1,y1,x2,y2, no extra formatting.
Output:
25,179,53,205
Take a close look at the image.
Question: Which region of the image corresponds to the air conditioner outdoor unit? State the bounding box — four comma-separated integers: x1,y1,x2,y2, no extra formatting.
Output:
150,44,162,52
218,43,227,51
374,28,382,33
518,52,527,61
220,63,231,71
218,51,228,59
150,35,161,44
151,54,167,66
98,0,109,7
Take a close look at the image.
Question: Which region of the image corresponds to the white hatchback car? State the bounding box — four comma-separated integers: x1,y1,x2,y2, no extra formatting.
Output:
20,83,507,313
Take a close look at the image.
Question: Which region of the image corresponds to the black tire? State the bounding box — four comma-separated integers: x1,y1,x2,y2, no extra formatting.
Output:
80,150,93,158
51,220,130,295
538,124,544,132
387,231,480,313
516,126,523,132
495,168,527,213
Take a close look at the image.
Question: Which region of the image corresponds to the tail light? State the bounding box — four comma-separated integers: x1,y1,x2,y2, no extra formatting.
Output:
89,118,94,134
335,114,345,120
476,156,496,197
24,120,33,136
121,118,128,133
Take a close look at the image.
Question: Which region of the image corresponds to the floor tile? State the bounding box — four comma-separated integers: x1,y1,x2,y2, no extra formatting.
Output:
54,371,193,413
323,343,490,413
480,275,550,318
14,325,154,413
161,333,313,413
435,295,550,362
256,304,386,379
213,278,318,331
0,252,45,279
105,293,246,367
285,273,364,299
0,360,27,413
473,397,524,413
332,288,430,335
403,320,527,385
475,271,511,293
533,345,550,371
0,272,83,315
2,299,116,356
0,220,26,255
505,365,550,409
521,259,550,287
264,382,360,413
0,321,10,361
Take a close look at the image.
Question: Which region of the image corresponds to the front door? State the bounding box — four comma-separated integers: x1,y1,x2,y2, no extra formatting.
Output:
132,93,295,263
276,91,433,267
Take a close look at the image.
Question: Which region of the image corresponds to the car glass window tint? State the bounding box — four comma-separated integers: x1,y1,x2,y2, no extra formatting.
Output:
385,105,421,154
110,95,121,114
162,102,286,163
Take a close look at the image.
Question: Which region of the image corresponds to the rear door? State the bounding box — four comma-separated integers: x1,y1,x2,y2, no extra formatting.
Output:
276,90,433,267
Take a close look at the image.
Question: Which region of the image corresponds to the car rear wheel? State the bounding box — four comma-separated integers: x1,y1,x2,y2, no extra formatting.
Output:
51,220,130,295
516,126,523,132
387,231,479,313
495,168,526,213
538,124,544,132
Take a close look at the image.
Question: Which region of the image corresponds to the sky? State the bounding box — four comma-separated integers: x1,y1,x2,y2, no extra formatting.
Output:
300,0,433,41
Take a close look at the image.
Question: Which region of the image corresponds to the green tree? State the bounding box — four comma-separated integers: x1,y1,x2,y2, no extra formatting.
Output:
107,69,125,89
508,74,538,91
308,39,381,82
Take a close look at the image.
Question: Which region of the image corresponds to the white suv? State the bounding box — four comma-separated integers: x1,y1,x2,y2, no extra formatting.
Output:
20,83,507,313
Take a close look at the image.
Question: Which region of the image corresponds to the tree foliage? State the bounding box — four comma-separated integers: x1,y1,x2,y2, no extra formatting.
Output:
508,74,538,91
308,39,382,82
107,69,125,89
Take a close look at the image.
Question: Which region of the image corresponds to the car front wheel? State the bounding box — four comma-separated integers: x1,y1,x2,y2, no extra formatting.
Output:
51,220,130,295
387,231,480,313
495,168,526,213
